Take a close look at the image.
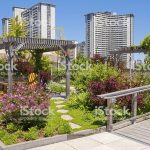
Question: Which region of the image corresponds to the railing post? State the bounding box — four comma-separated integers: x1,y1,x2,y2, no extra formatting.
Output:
107,99,114,132
131,93,137,124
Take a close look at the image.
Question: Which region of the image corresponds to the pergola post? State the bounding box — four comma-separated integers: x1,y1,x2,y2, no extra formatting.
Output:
65,48,70,99
7,45,14,93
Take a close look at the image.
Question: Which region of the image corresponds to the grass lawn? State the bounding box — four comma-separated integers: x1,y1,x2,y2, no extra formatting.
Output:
51,100,106,132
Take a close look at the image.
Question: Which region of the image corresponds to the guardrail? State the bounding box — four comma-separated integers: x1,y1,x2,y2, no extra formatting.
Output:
97,85,150,132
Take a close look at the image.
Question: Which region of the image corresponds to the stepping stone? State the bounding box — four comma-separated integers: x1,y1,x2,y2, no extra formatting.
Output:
55,101,64,104
61,115,73,121
52,97,65,100
69,122,81,129
57,109,69,114
56,105,65,109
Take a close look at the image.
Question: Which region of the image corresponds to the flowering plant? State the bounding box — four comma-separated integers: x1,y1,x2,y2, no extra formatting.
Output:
0,83,51,129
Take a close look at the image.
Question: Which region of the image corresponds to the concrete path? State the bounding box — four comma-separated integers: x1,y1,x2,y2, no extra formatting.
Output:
27,132,150,150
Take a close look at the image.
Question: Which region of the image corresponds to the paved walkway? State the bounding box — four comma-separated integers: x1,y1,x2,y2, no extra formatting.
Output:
27,132,150,150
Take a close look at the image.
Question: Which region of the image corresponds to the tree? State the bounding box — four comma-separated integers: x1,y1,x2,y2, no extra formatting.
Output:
141,35,150,65
3,16,28,61
141,34,150,51
7,16,27,37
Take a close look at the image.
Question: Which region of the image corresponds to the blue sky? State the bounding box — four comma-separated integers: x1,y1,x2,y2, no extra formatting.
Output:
0,0,150,59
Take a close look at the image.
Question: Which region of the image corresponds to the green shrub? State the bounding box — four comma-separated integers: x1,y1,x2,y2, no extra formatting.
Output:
44,126,54,137
44,115,71,137
6,123,18,133
72,62,119,92
113,105,131,122
67,92,92,110
58,121,71,134
15,130,24,138
0,57,7,79
41,56,53,72
24,127,38,140
0,129,7,138
1,133,17,145
47,81,65,93
53,67,65,81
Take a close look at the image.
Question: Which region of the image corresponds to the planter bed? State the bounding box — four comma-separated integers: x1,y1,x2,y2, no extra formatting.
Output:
0,127,106,150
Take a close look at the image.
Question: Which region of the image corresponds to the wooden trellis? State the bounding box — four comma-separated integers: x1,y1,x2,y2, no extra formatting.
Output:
0,37,76,98
109,46,148,80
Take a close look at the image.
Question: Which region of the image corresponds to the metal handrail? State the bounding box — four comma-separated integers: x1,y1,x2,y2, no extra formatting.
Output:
97,85,150,132
98,85,150,98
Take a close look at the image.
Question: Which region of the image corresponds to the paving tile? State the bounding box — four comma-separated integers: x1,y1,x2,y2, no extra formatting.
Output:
57,109,69,113
61,115,73,121
27,132,149,150
64,137,102,150
88,132,122,144
54,101,64,104
52,98,65,100
143,148,150,150
69,122,81,129
56,105,65,109
91,145,115,150
106,138,148,150
28,142,75,150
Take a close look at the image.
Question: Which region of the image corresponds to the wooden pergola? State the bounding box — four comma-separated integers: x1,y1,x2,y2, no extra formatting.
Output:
0,37,76,98
109,46,148,65
109,46,148,80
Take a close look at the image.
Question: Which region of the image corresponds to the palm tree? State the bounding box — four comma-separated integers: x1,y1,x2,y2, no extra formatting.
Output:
7,16,27,37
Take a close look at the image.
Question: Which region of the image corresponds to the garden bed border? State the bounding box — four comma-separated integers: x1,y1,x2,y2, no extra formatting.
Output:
0,113,150,150
0,127,106,150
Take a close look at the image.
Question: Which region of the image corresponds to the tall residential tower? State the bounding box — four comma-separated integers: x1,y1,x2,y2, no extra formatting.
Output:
85,12,134,67
2,3,56,39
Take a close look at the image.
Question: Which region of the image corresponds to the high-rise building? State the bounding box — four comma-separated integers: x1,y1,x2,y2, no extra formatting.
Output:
77,41,86,56
2,8,26,35
22,3,55,39
2,18,12,35
85,12,134,68
13,7,27,21
2,3,56,39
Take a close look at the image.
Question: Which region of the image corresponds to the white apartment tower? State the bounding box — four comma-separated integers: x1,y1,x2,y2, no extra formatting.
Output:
2,3,55,39
2,18,11,34
2,7,26,35
22,3,55,39
85,12,134,67
77,42,86,56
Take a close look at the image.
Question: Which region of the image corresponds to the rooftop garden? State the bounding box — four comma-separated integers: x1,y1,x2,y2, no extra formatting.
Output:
0,17,150,145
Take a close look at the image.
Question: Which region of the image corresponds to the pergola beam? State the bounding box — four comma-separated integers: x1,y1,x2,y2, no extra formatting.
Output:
0,37,75,51
109,46,148,81
109,46,147,55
